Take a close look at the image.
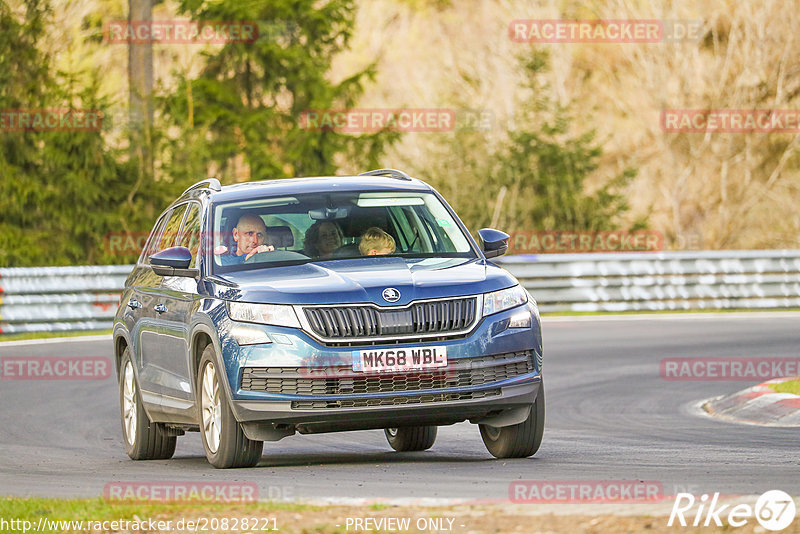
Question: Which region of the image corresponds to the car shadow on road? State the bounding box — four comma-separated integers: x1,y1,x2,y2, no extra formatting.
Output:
165,450,502,469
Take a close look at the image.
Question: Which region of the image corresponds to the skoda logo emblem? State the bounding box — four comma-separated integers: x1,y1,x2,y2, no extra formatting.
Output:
382,288,401,303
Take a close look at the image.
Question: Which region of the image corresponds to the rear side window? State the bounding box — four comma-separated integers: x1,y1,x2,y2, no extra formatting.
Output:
178,203,202,267
159,204,188,250
140,211,171,262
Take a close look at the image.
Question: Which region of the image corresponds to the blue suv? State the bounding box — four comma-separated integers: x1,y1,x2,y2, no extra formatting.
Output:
113,169,543,468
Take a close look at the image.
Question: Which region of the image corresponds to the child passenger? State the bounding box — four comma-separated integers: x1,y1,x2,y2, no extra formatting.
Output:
358,227,396,255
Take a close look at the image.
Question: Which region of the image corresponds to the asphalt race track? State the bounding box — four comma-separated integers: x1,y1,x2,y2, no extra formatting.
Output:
1,314,798,502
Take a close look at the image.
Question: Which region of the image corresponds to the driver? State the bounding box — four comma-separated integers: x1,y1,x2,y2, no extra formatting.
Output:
219,214,274,265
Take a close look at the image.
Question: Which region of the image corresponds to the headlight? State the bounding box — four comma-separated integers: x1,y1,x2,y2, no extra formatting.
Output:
227,302,301,328
483,285,528,316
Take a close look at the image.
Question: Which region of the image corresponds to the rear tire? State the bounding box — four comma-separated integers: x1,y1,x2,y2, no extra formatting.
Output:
119,347,176,460
480,383,544,459
384,426,437,451
198,345,263,468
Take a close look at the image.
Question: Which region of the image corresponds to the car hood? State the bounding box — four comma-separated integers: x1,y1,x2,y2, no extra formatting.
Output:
206,257,517,306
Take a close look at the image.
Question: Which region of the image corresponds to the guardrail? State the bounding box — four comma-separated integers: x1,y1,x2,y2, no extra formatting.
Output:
0,266,130,334
498,250,800,313
1,250,799,334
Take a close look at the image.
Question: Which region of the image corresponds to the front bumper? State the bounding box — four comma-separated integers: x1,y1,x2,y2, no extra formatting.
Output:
234,380,540,435
218,302,543,431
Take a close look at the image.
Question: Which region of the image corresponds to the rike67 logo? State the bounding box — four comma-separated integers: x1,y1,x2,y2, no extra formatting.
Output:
669,490,796,531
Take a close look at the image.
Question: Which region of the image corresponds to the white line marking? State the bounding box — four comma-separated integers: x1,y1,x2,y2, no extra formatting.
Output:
0,334,112,347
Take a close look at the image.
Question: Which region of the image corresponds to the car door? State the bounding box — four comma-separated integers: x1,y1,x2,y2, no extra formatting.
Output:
137,203,187,410
154,201,203,422
128,209,171,407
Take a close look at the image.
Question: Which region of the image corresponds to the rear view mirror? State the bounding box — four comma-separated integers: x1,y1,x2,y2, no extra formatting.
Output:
477,228,509,258
308,207,350,220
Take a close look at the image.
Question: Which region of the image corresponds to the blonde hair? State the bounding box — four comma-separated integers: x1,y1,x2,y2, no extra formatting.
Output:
359,227,396,255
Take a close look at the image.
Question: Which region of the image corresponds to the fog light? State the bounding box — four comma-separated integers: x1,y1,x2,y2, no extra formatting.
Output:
230,325,272,346
508,310,532,329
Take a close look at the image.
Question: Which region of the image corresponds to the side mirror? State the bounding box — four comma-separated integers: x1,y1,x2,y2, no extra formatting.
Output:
150,246,198,277
477,228,509,259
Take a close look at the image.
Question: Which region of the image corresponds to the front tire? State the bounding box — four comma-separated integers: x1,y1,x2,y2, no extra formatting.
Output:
198,345,263,468
119,347,176,460
480,383,544,459
384,426,437,451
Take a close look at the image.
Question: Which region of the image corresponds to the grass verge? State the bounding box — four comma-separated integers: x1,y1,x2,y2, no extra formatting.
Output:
769,378,800,395
1,497,797,533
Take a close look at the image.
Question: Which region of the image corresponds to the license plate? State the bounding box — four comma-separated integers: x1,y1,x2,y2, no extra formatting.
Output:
352,346,447,373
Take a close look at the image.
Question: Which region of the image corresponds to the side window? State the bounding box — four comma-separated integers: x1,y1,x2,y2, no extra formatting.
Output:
141,210,172,262
159,204,188,251
178,203,202,267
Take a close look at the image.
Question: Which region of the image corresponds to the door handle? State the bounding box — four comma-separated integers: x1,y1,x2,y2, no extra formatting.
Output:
127,298,142,310
154,303,168,314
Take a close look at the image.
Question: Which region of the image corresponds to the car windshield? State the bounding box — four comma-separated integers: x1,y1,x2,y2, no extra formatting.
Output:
210,190,475,272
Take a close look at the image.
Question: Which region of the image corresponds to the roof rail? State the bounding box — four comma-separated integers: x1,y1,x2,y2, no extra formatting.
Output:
182,178,222,196
358,168,413,181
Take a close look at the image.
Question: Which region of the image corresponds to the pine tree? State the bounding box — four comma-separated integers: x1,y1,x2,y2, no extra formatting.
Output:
0,0,136,266
159,0,397,189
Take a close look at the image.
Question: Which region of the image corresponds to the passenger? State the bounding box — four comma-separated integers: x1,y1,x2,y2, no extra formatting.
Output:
219,214,274,265
304,220,343,259
358,227,396,256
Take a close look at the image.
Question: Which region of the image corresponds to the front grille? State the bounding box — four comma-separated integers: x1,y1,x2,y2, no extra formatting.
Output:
241,351,534,396
302,297,478,341
290,389,500,409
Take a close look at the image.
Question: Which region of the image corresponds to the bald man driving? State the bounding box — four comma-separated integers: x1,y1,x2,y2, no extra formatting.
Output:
219,214,274,265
